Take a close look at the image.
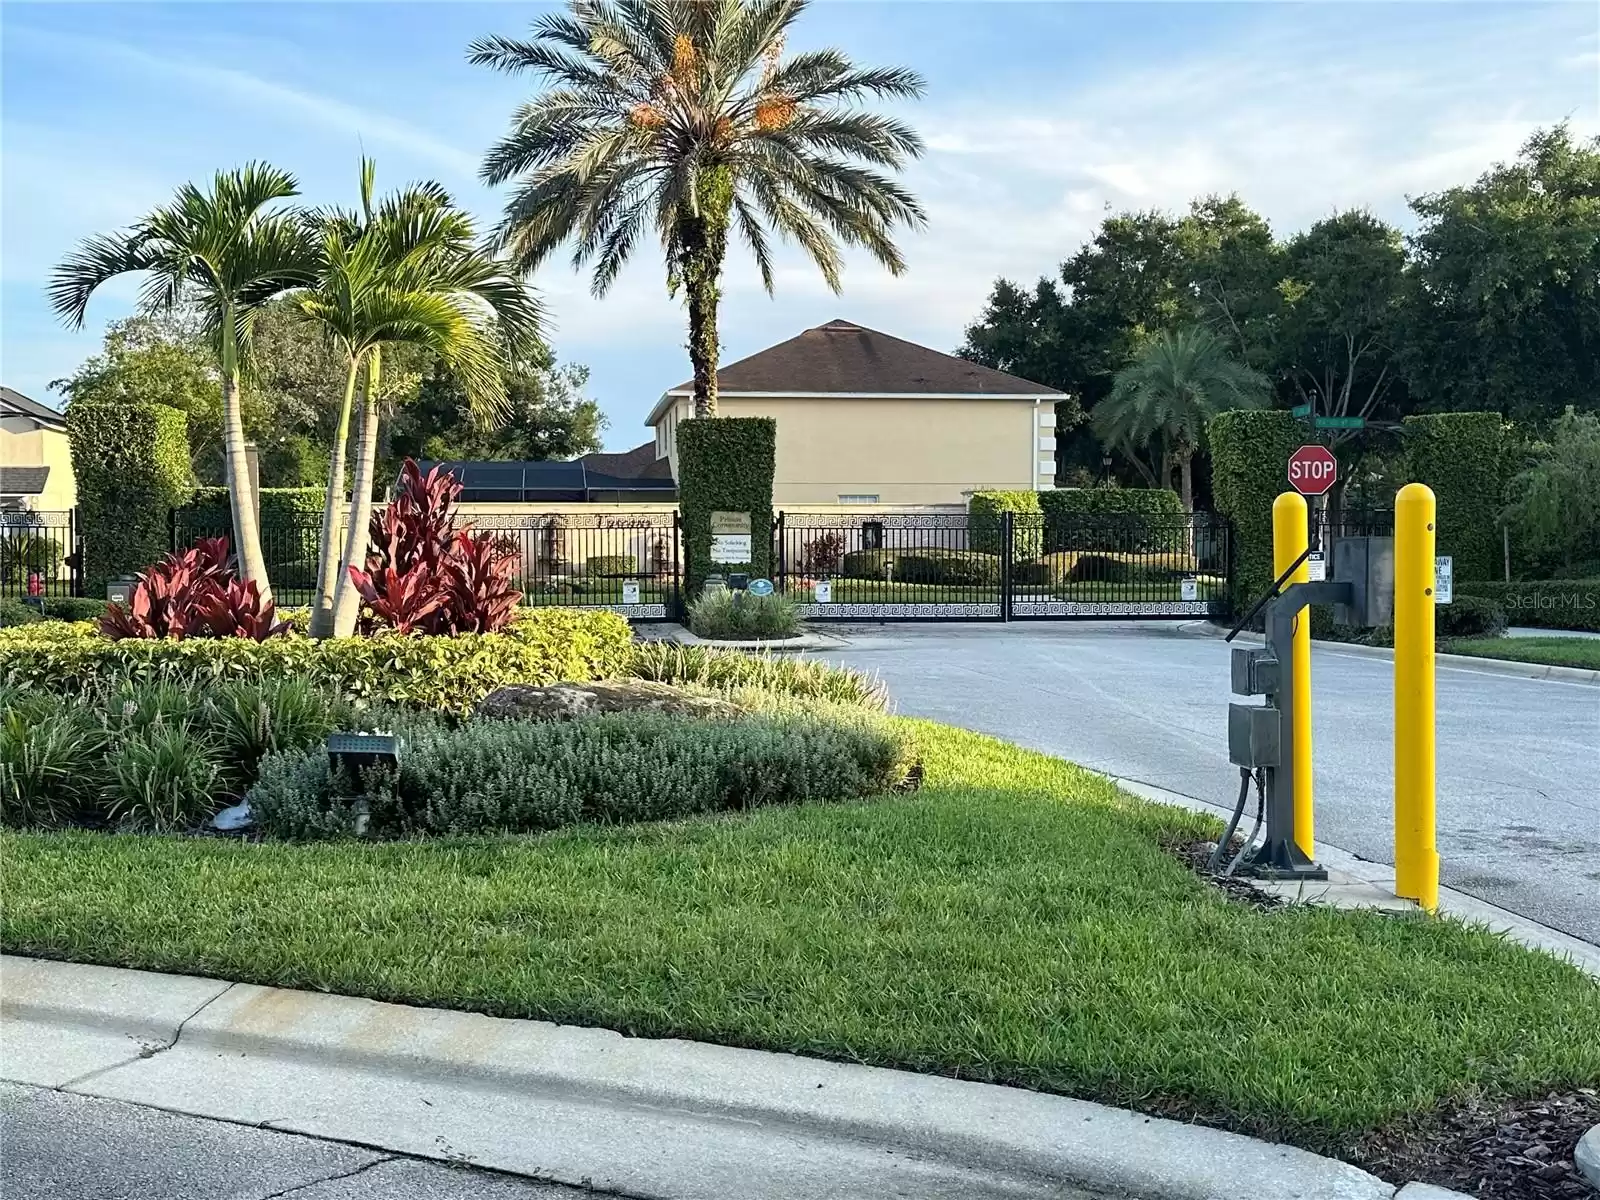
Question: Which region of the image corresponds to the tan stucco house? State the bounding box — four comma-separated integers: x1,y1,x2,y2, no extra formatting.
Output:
645,320,1061,508
1,387,77,513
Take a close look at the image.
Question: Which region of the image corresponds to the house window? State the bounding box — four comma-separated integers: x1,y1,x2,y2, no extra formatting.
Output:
837,494,879,504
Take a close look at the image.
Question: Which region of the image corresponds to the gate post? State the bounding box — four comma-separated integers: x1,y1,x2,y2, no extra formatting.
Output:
775,512,786,593
671,511,683,620
1000,510,1014,622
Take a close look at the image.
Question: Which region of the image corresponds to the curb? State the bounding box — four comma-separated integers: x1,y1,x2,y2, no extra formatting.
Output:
660,626,842,652
1101,773,1600,980
3,954,1404,1200
1177,621,1600,684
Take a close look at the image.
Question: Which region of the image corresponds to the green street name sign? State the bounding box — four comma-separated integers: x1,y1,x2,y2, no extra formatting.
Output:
1314,415,1365,430
1290,403,1313,418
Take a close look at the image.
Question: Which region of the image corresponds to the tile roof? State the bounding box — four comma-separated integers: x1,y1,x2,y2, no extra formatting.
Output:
0,387,66,429
666,319,1061,398
0,466,51,495
578,441,673,481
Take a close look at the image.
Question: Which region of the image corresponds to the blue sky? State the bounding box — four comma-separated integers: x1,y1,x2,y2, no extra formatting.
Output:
3,2,1596,450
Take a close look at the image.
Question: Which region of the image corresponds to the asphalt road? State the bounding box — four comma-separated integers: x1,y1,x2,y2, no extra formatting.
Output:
0,1084,588,1200
825,622,1600,944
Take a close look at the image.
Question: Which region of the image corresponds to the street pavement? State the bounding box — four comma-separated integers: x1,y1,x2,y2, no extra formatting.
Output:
824,621,1600,944
0,1084,586,1200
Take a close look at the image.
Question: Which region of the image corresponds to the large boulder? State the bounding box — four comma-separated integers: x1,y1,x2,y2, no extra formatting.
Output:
474,680,739,723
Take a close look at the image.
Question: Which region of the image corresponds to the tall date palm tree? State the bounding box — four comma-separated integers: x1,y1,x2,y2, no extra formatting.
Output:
471,0,926,416
48,164,317,598
295,161,544,638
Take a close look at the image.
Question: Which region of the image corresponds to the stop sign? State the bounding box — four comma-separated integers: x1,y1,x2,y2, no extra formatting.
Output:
1287,445,1338,496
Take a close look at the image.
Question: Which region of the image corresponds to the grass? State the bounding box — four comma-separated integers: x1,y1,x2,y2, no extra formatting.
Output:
3,721,1597,1153
1444,635,1600,670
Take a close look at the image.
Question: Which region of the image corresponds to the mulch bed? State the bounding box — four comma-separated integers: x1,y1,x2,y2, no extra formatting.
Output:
1165,837,1284,910
1352,1090,1599,1200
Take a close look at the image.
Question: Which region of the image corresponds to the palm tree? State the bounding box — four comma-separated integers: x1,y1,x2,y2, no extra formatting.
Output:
471,0,926,417
1095,326,1270,512
294,162,544,638
48,164,317,599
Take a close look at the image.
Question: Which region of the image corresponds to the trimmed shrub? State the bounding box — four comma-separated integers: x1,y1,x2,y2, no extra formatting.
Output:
585,554,638,578
67,401,191,597
0,608,634,712
181,486,326,526
1457,579,1600,633
17,597,106,623
677,417,776,595
894,550,1000,587
689,590,801,640
248,710,912,840
1038,487,1186,552
1208,410,1304,611
840,549,893,581
1403,413,1505,582
1437,595,1507,639
628,642,889,710
0,600,44,628
968,491,1042,559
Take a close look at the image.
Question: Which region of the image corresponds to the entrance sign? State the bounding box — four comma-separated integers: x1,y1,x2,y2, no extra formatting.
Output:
748,578,774,597
1434,556,1452,604
710,510,753,564
1287,445,1338,496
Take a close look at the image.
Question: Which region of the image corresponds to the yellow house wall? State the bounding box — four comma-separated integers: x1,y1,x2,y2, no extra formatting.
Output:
654,396,1053,507
1,418,78,512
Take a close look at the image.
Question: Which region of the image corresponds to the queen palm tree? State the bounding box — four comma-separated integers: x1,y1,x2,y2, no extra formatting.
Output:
1095,326,1271,513
48,164,317,598
294,161,544,638
470,0,926,417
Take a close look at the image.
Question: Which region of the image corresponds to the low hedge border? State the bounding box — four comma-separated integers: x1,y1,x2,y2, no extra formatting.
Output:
0,598,108,627
0,609,634,712
1455,580,1600,633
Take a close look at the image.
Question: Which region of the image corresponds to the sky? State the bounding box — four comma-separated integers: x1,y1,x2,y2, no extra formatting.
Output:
3,2,1597,451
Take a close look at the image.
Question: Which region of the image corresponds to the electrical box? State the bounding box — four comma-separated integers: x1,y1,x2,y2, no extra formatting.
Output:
1231,647,1280,696
1228,703,1281,768
1332,536,1395,628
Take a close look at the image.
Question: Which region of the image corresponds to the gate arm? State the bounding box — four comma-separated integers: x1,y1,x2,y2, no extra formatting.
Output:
1225,547,1313,643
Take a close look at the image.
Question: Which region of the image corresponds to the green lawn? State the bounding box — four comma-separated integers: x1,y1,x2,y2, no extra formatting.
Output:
3,721,1596,1153
1445,635,1600,670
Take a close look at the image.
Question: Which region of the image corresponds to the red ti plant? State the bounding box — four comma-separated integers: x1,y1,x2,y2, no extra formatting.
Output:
347,458,522,635
100,537,289,642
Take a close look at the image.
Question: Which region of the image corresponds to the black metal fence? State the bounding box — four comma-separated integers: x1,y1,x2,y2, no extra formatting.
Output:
171,510,681,618
774,510,1231,620
0,511,79,599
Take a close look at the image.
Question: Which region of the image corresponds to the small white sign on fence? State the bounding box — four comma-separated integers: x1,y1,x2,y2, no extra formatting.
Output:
1180,577,1198,602
814,580,832,604
1435,556,1453,604
1306,551,1326,582
622,580,640,605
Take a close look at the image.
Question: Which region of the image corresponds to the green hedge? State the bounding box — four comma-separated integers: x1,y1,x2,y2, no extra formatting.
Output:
1040,487,1186,553
181,487,326,526
1456,579,1600,632
1208,410,1304,611
0,609,633,712
1403,413,1504,582
248,709,911,840
584,554,637,578
839,548,1001,586
968,491,1042,558
67,401,190,597
677,417,775,596
0,597,106,627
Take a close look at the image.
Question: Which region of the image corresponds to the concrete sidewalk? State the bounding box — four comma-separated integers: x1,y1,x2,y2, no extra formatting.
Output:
2,955,1450,1200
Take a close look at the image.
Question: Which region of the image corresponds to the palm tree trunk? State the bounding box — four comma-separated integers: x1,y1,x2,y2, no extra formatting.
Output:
221,364,272,602
330,349,382,637
679,168,732,419
1178,448,1196,560
309,356,361,638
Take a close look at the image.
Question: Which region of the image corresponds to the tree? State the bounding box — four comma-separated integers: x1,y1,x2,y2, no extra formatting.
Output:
293,160,544,638
48,163,318,598
1502,407,1600,578
1093,326,1270,512
471,0,926,417
1403,125,1600,424
392,358,604,464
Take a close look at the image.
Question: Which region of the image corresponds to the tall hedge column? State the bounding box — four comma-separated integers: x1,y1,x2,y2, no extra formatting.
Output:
676,417,776,600
65,400,191,597
1402,412,1504,582
1207,409,1303,613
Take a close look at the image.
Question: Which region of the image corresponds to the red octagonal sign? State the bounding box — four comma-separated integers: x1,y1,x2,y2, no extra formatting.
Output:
1287,444,1338,496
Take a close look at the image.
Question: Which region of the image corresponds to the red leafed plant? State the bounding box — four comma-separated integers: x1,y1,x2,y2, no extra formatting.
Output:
100,536,289,642
347,459,522,635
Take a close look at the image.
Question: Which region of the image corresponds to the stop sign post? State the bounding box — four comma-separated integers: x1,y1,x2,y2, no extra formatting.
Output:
1287,445,1337,496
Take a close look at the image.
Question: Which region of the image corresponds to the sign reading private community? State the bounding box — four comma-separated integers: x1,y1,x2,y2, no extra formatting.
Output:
1287,445,1337,496
710,511,753,564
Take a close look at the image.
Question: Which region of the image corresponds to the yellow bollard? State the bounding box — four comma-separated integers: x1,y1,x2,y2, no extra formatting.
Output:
1272,492,1314,857
1394,483,1439,910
